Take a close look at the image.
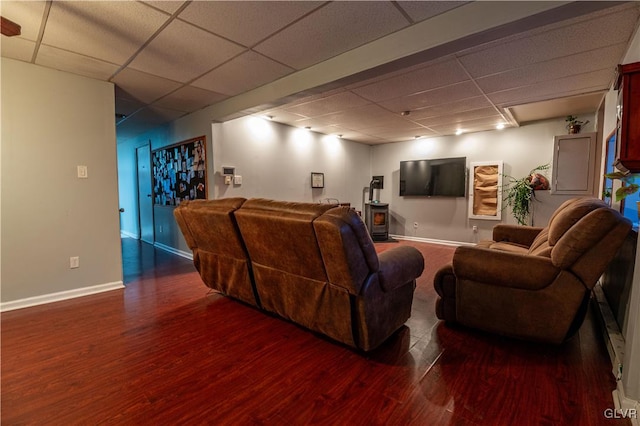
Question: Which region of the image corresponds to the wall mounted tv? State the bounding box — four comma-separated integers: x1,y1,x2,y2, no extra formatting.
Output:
399,157,467,197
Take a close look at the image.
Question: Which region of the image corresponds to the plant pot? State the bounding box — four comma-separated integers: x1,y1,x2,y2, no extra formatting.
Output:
567,124,581,134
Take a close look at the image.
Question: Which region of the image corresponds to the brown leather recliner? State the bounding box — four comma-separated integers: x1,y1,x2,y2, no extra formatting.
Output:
434,197,632,344
175,198,425,351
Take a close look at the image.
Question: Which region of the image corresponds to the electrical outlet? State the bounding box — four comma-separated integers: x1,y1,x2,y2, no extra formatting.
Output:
159,225,163,233
472,225,478,232
413,222,419,229
70,256,80,269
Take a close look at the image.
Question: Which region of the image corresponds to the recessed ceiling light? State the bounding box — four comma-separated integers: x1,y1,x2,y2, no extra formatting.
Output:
414,135,422,139
455,129,463,136
305,126,311,130
337,134,343,138
267,115,274,120
401,111,411,116
496,123,505,130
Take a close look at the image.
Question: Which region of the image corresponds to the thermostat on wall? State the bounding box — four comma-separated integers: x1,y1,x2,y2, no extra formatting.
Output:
222,166,235,176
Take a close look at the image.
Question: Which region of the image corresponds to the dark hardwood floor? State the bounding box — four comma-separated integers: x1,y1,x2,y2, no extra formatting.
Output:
1,238,627,425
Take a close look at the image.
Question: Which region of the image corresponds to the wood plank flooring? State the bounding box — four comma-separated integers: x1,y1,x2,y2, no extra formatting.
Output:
1,238,628,425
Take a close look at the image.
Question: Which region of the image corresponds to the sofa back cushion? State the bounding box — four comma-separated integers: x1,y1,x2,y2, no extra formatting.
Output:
314,206,378,294
234,198,334,281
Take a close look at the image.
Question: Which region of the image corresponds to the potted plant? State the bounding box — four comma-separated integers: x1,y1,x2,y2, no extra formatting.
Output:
604,171,639,221
502,164,550,225
565,115,589,134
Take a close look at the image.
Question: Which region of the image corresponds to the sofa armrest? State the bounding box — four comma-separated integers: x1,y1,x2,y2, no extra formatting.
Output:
492,225,544,247
453,246,559,291
378,246,425,292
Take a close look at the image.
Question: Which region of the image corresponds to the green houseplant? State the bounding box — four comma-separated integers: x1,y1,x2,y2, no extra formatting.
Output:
502,164,550,225
604,171,639,202
565,115,589,134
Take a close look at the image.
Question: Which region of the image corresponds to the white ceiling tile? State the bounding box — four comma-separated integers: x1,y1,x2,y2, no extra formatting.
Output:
35,45,120,80
178,1,323,47
254,1,409,70
508,92,606,124
396,1,470,23
285,92,371,117
259,110,309,123
407,96,493,121
475,44,627,94
352,58,469,102
317,104,415,131
429,116,506,135
153,85,228,112
129,20,245,83
488,69,614,106
459,6,640,78
192,50,294,96
42,1,169,64
141,1,184,15
414,107,500,127
112,68,182,104
0,37,35,62
378,81,483,112
0,1,46,41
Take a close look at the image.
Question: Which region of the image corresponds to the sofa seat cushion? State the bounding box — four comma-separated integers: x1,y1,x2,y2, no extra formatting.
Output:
478,240,529,254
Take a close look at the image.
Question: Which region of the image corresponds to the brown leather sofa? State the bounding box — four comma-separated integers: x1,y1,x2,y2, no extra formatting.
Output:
434,197,632,344
174,198,425,351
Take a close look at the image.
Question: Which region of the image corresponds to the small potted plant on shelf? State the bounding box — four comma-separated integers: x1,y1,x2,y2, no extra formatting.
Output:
502,164,550,226
565,115,589,134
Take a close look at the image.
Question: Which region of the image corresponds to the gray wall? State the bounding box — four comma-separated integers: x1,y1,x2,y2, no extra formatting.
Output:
1,58,122,304
370,117,596,243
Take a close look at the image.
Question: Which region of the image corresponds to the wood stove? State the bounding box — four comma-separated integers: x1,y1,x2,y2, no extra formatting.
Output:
365,203,389,241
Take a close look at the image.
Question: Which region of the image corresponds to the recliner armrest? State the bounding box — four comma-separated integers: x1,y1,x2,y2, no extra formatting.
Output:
378,246,425,292
453,246,559,291
492,224,544,247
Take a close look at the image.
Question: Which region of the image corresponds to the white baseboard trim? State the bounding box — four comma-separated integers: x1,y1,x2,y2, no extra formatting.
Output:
0,281,124,312
613,381,640,426
120,230,139,239
593,283,626,380
154,242,193,260
390,234,473,247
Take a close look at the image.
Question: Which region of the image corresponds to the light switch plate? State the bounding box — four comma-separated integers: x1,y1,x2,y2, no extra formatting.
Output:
77,165,88,178
234,175,242,185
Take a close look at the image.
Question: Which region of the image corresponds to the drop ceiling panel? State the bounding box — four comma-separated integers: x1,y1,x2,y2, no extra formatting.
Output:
317,104,413,130
488,69,614,106
360,126,437,141
35,46,120,81
508,92,606,124
284,92,371,117
253,1,410,70
428,115,505,134
0,1,47,41
352,58,469,102
378,81,482,113
42,1,169,64
141,1,185,15
112,68,182,104
406,96,493,121
475,44,627,94
396,1,470,23
128,20,245,83
459,6,639,78
153,86,228,113
178,1,323,48
192,50,294,96
413,107,500,127
0,37,35,62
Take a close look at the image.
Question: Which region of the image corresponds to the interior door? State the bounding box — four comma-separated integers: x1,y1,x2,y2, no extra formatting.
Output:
137,145,154,244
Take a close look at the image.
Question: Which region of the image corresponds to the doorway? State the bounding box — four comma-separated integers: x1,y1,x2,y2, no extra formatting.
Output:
137,145,154,244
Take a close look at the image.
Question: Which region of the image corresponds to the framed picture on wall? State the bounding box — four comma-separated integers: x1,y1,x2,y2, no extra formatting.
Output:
152,136,207,206
311,172,324,188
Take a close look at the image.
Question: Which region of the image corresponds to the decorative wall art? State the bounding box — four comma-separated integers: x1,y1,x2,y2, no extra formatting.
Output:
152,136,207,206
468,161,503,220
311,172,324,188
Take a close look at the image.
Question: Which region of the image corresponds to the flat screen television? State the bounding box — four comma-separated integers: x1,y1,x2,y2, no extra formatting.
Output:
399,157,467,197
